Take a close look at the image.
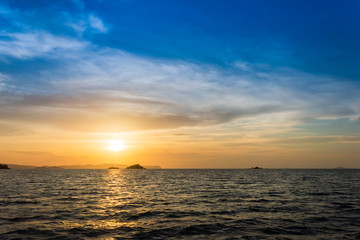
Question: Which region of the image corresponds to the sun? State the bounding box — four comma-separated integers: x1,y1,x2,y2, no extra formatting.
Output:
106,140,126,152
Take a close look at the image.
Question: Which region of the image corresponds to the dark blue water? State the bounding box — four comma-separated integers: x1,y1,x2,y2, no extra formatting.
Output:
1,169,360,239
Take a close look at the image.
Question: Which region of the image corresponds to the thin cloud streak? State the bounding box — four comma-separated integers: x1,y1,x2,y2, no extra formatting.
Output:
273,136,360,144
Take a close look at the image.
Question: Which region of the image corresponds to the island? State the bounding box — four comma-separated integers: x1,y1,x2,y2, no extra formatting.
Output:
0,164,10,169
108,166,119,169
35,166,63,169
251,166,262,169
126,164,146,169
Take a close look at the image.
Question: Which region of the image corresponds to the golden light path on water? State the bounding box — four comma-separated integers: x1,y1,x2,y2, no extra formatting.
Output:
59,170,139,231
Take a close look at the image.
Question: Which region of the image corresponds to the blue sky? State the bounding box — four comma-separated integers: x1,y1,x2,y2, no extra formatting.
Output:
0,0,360,167
2,0,360,78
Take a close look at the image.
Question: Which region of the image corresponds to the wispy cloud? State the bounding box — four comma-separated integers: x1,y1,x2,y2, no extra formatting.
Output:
1,42,359,134
0,123,31,136
0,31,87,59
273,136,360,144
0,2,108,38
88,14,107,33
0,73,6,90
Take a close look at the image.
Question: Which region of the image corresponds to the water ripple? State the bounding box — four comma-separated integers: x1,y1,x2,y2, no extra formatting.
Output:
0,169,360,239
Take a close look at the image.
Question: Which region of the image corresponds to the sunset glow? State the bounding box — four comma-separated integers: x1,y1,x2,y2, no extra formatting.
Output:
2,1,360,239
0,0,359,169
106,140,126,152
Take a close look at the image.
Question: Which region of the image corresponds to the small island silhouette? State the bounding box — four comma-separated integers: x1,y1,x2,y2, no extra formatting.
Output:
126,164,146,169
0,164,10,169
36,166,63,169
108,166,119,169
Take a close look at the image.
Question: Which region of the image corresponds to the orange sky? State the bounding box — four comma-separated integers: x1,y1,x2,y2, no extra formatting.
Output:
1,1,360,168
2,119,360,168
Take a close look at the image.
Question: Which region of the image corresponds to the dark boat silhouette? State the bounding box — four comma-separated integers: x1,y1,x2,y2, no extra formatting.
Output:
108,166,119,169
126,164,146,169
0,164,10,169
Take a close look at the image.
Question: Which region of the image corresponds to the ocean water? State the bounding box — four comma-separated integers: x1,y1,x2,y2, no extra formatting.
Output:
1,169,360,240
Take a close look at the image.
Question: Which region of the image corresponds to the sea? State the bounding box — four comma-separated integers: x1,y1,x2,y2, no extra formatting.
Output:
1,169,360,240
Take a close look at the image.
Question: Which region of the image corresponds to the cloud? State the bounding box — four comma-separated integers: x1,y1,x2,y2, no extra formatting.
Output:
9,151,70,160
0,73,6,90
0,3,107,40
88,14,107,33
273,136,360,144
2,60,359,136
0,123,31,136
0,31,87,59
11,151,55,156
66,14,108,35
4,93,171,109
1,41,359,134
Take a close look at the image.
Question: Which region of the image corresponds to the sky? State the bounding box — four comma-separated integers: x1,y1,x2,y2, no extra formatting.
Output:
0,0,360,168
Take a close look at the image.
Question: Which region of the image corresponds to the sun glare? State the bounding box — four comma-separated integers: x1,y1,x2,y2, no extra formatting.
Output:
106,140,126,152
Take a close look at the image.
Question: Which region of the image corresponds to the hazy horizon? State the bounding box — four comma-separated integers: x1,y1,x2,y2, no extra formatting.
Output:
4,163,358,170
1,0,360,168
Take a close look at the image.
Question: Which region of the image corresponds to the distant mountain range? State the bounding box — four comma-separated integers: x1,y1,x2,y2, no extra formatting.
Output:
7,164,162,169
